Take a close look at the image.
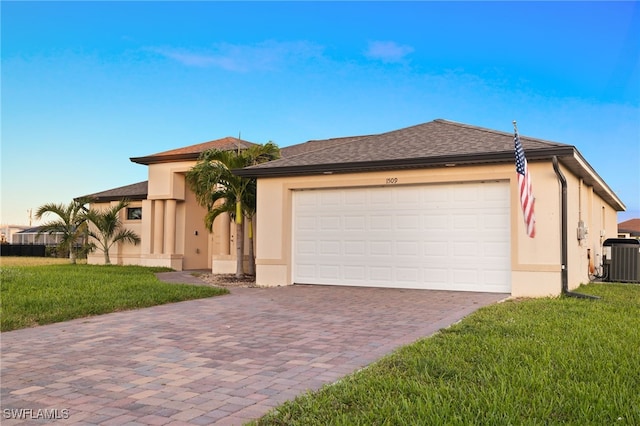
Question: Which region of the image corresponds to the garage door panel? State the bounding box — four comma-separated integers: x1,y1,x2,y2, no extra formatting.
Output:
296,264,316,279
453,214,479,230
424,214,449,230
397,214,421,229
397,191,422,206
370,266,393,281
367,193,388,208
293,182,510,292
396,240,420,257
296,240,317,255
345,190,367,205
318,265,340,280
344,240,366,255
320,216,341,230
320,191,342,205
370,215,393,230
397,267,420,282
452,185,479,203
344,215,366,230
296,193,318,208
296,216,317,231
319,240,340,255
370,241,392,256
344,265,366,279
484,269,511,284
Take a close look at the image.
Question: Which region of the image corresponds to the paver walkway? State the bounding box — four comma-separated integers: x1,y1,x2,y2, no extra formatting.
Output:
1,284,507,425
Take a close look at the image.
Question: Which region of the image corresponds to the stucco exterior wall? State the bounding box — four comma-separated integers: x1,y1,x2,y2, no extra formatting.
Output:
86,200,143,266
254,161,619,297
147,162,192,200
106,161,250,271
182,187,211,270
511,161,562,297
564,167,618,290
138,162,211,270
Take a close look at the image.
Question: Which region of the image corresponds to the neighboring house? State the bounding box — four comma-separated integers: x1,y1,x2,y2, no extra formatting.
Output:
618,218,640,239
81,119,625,298
1,225,29,244
236,119,625,298
11,226,65,246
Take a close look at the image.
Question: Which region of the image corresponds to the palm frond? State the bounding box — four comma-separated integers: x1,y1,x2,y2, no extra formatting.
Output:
109,228,141,247
35,203,69,221
85,200,139,263
204,203,236,231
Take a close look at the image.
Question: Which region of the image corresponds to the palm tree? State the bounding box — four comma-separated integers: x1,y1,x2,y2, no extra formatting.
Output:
186,142,280,278
242,142,280,275
85,200,141,265
35,197,91,264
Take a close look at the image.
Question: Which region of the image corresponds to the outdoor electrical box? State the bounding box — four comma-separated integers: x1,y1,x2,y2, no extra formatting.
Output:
603,238,640,283
577,220,588,241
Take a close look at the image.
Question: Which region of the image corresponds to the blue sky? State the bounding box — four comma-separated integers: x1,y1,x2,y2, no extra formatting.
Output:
2,1,639,226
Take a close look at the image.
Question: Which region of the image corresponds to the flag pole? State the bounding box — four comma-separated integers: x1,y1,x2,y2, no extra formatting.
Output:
513,120,518,133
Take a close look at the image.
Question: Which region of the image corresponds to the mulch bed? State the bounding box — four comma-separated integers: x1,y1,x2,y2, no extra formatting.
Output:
197,273,257,288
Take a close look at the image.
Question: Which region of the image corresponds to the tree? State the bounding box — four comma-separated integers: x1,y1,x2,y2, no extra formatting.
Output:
85,200,141,265
186,142,280,278
35,197,91,264
241,143,281,275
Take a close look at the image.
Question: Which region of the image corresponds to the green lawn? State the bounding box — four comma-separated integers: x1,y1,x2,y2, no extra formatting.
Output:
0,263,228,331
255,283,640,425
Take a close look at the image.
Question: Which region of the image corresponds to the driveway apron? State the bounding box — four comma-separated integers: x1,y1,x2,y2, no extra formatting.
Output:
1,285,507,425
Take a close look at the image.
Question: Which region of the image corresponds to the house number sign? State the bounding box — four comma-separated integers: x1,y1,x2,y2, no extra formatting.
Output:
385,177,398,184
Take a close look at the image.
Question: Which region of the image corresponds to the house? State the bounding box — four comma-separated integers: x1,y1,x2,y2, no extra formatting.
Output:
2,226,65,257
11,226,64,246
82,138,259,271
82,119,625,298
1,225,29,244
235,119,625,298
618,218,640,239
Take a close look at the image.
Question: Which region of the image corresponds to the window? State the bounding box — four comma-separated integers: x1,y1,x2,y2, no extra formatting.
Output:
127,207,142,220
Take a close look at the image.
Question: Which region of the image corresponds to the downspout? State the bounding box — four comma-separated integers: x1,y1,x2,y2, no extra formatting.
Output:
552,156,599,300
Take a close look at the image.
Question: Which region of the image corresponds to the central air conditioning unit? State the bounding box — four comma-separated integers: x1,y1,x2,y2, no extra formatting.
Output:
603,238,640,283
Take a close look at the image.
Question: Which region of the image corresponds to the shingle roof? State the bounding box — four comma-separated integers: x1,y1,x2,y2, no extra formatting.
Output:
237,119,573,175
130,137,258,165
279,135,371,158
15,226,49,234
618,218,640,236
78,181,148,203
234,118,625,212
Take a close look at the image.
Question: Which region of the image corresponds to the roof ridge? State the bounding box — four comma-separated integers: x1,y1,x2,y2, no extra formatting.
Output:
433,118,570,147
144,136,255,157
130,136,259,165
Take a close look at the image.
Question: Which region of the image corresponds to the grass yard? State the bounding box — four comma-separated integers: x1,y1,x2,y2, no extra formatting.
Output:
0,260,228,331
255,283,640,425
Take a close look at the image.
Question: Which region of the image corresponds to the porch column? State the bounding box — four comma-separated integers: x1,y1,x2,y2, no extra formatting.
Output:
140,199,153,255
153,200,165,254
164,199,177,255
220,212,231,255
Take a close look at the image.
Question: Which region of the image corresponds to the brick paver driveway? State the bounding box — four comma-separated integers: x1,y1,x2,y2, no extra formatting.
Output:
1,285,507,425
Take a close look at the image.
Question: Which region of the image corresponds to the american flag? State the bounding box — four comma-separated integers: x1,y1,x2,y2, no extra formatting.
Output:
514,126,536,238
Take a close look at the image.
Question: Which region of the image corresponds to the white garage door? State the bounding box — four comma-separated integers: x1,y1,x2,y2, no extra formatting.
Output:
293,182,511,293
